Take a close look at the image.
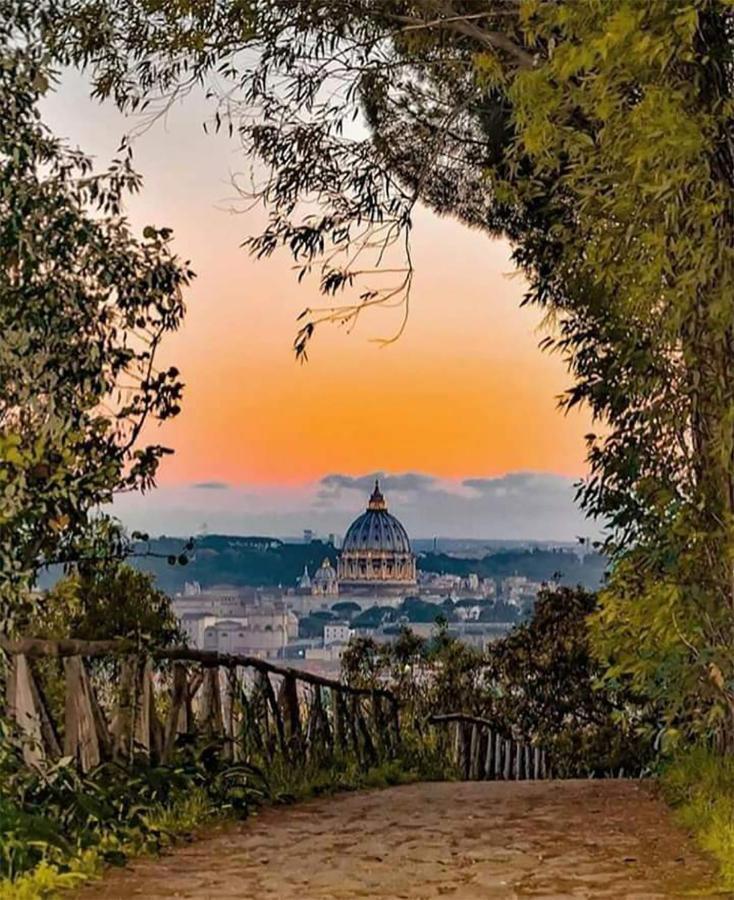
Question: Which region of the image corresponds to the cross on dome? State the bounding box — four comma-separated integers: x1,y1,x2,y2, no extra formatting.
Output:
368,479,387,511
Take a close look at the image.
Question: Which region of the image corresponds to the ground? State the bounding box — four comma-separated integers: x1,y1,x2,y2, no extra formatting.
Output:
76,780,718,899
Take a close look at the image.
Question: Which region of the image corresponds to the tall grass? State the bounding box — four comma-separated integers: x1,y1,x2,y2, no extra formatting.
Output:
662,746,734,889
258,734,455,806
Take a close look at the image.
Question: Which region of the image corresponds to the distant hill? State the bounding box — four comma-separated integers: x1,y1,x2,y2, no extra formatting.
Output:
418,548,606,588
130,534,339,593
121,535,606,594
411,538,580,558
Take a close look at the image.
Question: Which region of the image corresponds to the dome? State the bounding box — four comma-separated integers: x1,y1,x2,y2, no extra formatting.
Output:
341,481,412,555
338,481,417,591
313,557,337,586
311,557,339,596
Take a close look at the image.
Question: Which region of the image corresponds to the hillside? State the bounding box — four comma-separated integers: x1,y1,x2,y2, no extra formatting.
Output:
418,548,606,587
126,535,606,593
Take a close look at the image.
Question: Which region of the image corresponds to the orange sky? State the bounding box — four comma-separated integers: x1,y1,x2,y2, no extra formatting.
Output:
46,75,592,490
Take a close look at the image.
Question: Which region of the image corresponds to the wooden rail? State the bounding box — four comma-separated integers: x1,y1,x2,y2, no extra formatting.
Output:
428,713,549,781
0,639,395,699
1,639,401,775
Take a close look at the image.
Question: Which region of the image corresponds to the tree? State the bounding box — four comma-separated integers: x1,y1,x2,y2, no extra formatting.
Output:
330,600,361,618
30,564,184,646
0,2,191,629
352,604,395,629
298,612,336,639
342,622,485,723
398,596,456,623
485,586,657,775
478,601,519,624
50,1,734,744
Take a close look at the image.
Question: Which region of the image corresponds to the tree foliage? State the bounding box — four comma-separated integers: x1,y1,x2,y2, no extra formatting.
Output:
342,587,655,774
484,586,656,775
0,1,191,627
29,564,184,646
341,625,485,723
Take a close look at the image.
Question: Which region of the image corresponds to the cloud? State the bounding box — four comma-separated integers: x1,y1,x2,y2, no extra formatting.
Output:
463,472,578,497
318,471,438,502
191,481,231,490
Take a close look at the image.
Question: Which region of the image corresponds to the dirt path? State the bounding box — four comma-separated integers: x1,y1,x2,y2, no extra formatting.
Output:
76,780,719,899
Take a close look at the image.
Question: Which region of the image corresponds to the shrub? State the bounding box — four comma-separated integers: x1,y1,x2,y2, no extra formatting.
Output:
0,718,265,895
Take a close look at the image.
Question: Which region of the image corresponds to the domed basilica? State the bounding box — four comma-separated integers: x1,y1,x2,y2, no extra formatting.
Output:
338,481,417,594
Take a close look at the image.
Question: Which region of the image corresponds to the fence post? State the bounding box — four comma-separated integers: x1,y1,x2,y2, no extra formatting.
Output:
111,655,138,762
223,667,240,761
331,687,348,755
259,670,287,756
306,685,331,763
246,674,270,760
469,724,481,780
484,729,493,780
354,697,378,768
146,660,165,761
63,656,105,772
452,720,461,768
163,662,189,762
279,673,302,754
6,654,60,767
347,695,363,764
371,692,391,760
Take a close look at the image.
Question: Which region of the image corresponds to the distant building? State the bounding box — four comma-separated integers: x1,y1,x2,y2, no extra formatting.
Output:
501,575,547,608
173,588,253,619
171,588,297,658
418,571,462,593
464,573,480,592
480,578,497,599
200,605,297,657
324,623,352,646
311,558,339,596
338,481,417,594
297,565,312,592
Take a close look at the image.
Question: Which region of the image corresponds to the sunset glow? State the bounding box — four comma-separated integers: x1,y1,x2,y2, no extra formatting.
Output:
47,75,591,495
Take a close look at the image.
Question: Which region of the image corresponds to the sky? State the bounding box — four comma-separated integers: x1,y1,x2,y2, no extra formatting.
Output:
45,72,596,541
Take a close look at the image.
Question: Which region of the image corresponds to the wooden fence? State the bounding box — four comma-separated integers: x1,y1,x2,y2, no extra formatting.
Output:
428,713,549,781
0,638,401,775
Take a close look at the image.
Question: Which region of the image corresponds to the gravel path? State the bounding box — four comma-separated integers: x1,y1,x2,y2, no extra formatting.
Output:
75,780,718,898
